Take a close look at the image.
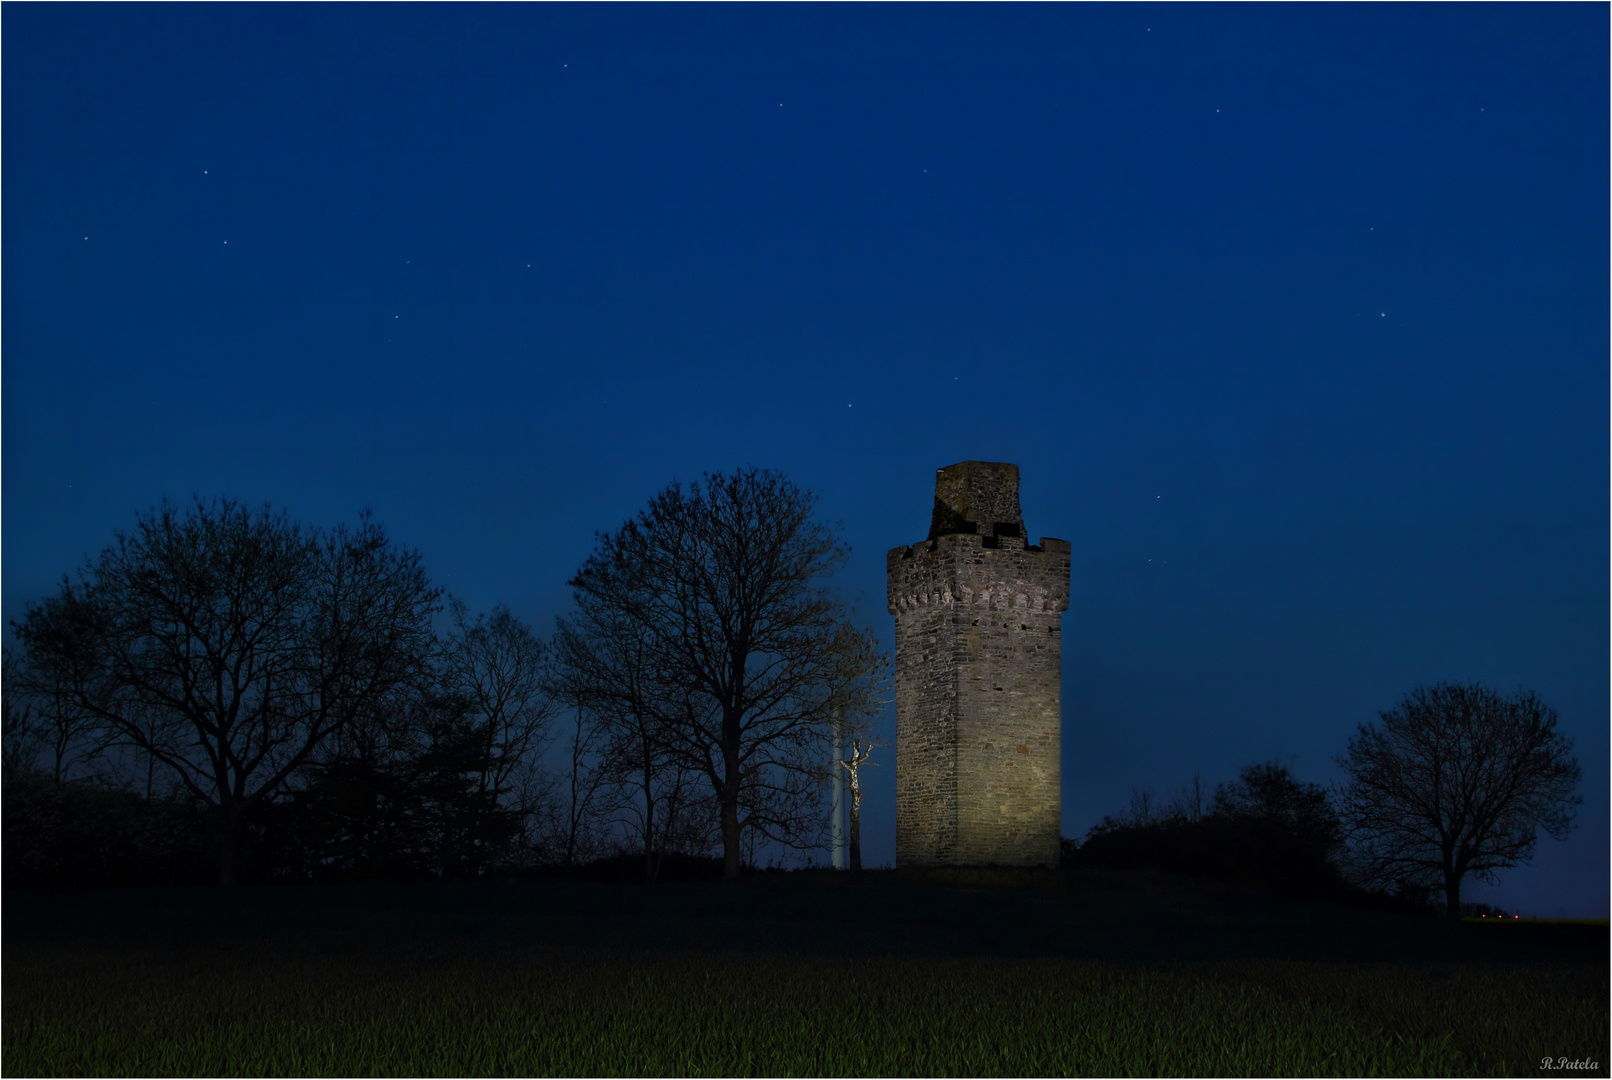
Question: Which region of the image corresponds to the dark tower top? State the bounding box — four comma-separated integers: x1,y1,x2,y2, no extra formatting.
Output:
929,460,1025,541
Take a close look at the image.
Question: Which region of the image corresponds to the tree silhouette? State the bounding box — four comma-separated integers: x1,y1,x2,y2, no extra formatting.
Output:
567,469,885,879
438,601,556,841
13,499,439,885
551,599,714,882
1338,683,1580,920
837,739,875,873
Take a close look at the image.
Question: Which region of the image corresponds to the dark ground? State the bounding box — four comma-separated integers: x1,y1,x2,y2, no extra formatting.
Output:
5,868,1604,968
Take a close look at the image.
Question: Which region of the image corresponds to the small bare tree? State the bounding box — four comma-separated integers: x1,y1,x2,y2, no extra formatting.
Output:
552,600,686,881
837,739,875,872
4,648,106,785
2,649,44,781
439,601,556,826
541,696,613,866
1126,786,1157,826
1338,683,1580,920
1166,772,1208,823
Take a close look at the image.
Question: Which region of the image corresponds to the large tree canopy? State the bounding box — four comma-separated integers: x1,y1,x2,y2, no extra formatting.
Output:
565,468,886,879
13,499,441,884
1338,683,1580,919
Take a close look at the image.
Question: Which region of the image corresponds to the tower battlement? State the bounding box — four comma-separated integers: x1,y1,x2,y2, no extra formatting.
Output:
888,462,1069,868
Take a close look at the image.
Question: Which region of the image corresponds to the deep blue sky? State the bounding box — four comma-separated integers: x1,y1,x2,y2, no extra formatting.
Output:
5,5,1605,914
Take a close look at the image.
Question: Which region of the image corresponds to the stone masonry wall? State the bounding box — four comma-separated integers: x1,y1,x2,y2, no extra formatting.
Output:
888,462,1070,868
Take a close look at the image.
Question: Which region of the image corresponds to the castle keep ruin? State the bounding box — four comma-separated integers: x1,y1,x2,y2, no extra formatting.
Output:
886,462,1070,867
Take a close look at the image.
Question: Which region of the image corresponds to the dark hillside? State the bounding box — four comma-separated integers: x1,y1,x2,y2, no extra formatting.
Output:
5,871,1602,967
6,874,1604,1077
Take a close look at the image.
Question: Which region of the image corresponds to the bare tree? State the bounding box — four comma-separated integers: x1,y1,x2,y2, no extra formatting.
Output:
650,763,718,862
2,648,45,781
552,585,726,881
439,601,556,822
1126,786,1158,826
538,696,613,866
1338,683,1580,920
1166,772,1208,823
12,499,440,885
569,469,886,879
4,647,106,785
837,739,875,873
554,604,659,878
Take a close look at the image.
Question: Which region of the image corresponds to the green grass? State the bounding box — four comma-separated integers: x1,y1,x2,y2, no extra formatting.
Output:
7,947,1604,1076
4,878,1606,1077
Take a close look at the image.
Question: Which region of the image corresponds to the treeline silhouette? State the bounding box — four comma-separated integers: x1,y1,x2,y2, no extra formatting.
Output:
5,493,1580,909
1,498,723,886
5,474,883,887
1,765,730,887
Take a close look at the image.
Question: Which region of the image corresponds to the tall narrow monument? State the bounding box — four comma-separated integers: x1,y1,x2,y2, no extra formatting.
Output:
886,461,1070,867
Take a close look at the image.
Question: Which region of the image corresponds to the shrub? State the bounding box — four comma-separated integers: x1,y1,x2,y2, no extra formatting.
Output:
1070,763,1346,899
2,771,213,887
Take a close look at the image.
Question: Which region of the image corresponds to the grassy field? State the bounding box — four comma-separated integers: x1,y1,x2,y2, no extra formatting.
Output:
5,871,1607,1077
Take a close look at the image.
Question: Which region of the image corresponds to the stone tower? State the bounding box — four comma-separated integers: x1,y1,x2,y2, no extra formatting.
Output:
886,462,1070,867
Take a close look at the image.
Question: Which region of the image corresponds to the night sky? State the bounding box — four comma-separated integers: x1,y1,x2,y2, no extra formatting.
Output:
5,5,1605,915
